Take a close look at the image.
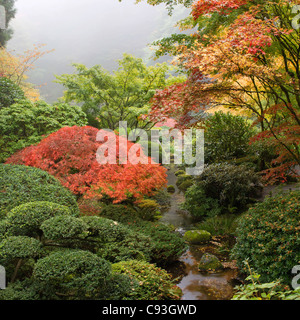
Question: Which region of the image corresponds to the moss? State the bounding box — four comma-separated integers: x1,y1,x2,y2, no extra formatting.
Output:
178,180,193,192
175,170,186,177
183,230,212,244
167,185,176,193
198,253,223,272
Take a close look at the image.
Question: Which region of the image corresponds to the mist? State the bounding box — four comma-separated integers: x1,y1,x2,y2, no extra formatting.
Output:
7,0,188,102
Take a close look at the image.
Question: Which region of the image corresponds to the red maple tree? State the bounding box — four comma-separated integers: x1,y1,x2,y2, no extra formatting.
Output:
6,126,167,203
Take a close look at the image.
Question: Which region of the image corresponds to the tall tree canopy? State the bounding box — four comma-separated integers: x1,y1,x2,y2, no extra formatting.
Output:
139,0,300,183
56,54,185,130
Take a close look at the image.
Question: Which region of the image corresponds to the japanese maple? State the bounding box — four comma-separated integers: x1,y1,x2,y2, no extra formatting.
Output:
6,126,167,203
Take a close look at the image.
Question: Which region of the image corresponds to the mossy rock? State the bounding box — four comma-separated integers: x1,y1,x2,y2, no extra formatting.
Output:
178,180,193,192
176,174,192,186
198,253,223,272
183,230,212,244
175,170,186,177
167,185,176,194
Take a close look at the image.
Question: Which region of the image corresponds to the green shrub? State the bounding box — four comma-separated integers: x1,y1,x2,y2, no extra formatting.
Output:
5,202,75,237
136,199,160,221
96,230,152,263
176,174,193,187
182,185,222,219
196,163,262,213
112,260,182,300
103,273,139,300
33,250,112,299
100,204,140,224
0,236,44,283
152,188,171,209
195,214,239,236
0,164,79,219
41,216,88,241
232,268,300,300
0,236,43,261
231,191,300,285
0,78,25,110
129,221,187,266
204,111,255,163
0,100,87,162
81,216,130,242
177,179,194,193
81,216,153,263
0,279,40,300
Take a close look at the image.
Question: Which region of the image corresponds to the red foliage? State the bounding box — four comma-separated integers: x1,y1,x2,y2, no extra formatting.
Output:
143,69,211,129
192,0,250,20
6,126,167,203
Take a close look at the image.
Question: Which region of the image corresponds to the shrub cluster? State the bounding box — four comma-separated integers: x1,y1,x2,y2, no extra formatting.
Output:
231,191,300,285
0,164,79,219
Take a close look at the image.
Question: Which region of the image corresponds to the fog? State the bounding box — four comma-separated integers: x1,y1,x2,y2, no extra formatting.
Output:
7,0,188,102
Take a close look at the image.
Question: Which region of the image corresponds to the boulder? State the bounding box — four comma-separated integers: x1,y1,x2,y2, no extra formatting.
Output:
183,230,212,244
198,253,223,272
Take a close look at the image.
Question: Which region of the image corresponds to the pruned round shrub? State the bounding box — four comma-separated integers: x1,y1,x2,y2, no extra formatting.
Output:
0,164,79,219
103,273,139,300
5,202,76,237
33,250,112,299
100,204,140,224
231,191,300,285
81,216,152,263
81,216,130,242
41,216,88,241
96,230,152,263
0,236,43,261
112,260,182,300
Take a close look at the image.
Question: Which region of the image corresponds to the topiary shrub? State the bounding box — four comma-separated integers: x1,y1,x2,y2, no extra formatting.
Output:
100,204,140,224
81,215,153,263
0,164,79,219
5,202,76,238
96,230,152,263
41,216,89,241
81,216,130,242
0,78,25,110
231,191,300,285
32,250,112,300
112,260,182,300
0,236,44,283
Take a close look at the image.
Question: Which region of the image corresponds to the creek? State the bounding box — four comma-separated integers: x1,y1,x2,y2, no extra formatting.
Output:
160,166,240,300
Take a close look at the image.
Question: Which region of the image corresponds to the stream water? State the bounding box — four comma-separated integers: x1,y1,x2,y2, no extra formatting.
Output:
160,166,239,300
